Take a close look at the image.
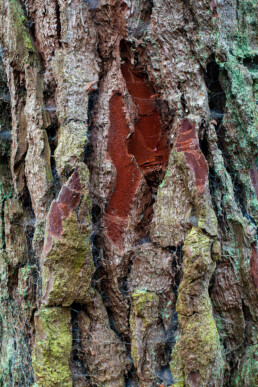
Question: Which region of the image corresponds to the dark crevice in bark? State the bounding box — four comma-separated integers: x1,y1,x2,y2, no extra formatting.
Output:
156,366,174,386
203,58,230,226
22,184,35,222
85,86,103,286
241,299,253,347
11,69,29,200
199,127,209,159
0,166,12,251
155,246,182,384
178,82,188,116
204,59,226,125
0,56,12,250
0,197,6,249
21,185,38,316
84,90,99,164
0,317,2,352
45,119,61,197
120,258,137,383
8,359,13,386
203,63,250,226
180,93,187,114
243,55,258,70
208,271,216,298
170,244,184,296
167,249,184,356
120,253,133,299
7,265,19,299
70,303,91,386
106,304,128,342
157,302,178,385
125,365,139,387
43,79,63,194
208,166,223,221
25,220,35,261
90,230,103,276
56,1,62,48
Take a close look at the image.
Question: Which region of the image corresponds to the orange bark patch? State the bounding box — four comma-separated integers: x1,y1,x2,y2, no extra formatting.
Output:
250,242,258,288
175,118,208,193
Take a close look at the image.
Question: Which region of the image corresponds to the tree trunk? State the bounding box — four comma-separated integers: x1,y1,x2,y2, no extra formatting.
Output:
0,0,257,386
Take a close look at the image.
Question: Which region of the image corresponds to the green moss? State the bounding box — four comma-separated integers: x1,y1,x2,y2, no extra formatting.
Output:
9,0,35,57
32,307,72,386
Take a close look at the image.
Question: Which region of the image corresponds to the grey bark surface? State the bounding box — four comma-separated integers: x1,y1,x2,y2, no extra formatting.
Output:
0,0,257,386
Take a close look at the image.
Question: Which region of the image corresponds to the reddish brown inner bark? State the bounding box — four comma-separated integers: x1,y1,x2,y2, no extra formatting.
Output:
121,63,169,171
43,170,82,256
105,93,142,246
104,64,170,246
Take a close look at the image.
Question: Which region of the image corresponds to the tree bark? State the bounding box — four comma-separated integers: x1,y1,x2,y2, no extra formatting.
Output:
0,0,257,386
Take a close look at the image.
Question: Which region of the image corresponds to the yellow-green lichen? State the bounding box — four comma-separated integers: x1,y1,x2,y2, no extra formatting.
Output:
32,307,72,386
130,290,159,366
42,212,94,306
174,227,225,385
170,340,184,387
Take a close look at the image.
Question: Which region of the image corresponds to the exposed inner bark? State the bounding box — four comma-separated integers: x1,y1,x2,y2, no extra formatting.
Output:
105,92,142,246
104,42,170,247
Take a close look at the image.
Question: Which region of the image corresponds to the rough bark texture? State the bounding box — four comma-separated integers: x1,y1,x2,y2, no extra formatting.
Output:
0,0,257,386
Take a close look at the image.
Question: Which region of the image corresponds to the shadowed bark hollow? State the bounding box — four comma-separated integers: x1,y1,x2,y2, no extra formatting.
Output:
0,0,257,386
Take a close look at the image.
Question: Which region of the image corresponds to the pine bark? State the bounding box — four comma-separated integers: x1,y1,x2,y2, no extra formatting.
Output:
0,1,257,386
